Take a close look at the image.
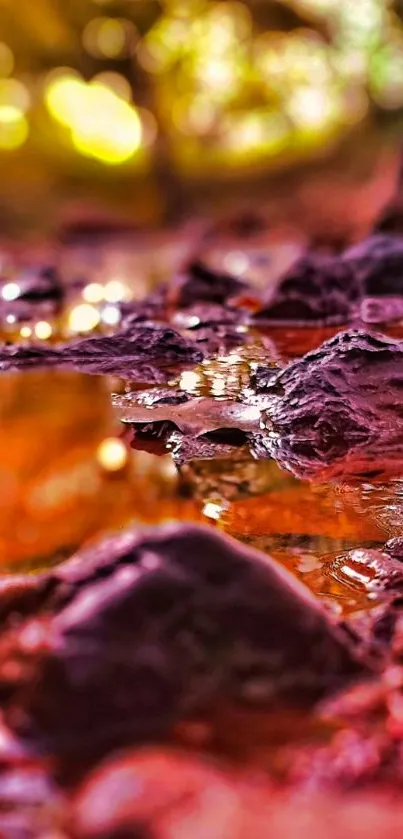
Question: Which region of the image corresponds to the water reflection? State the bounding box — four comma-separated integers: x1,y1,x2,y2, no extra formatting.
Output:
0,368,201,571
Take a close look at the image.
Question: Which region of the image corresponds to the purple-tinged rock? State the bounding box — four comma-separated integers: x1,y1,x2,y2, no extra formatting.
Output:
113,387,259,459
0,266,65,325
171,303,247,330
171,302,249,354
0,324,204,383
170,261,250,309
0,524,369,759
253,254,360,326
168,428,250,466
120,289,168,326
251,330,403,481
344,235,403,323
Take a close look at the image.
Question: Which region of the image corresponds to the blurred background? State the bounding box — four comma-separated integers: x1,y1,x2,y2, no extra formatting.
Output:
1,0,403,569
0,0,403,239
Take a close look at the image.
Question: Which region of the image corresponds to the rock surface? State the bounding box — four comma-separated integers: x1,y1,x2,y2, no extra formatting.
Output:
251,330,403,481
0,323,204,383
0,524,367,760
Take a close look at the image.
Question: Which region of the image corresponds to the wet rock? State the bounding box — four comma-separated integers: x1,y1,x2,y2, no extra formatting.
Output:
113,389,260,437
0,524,368,760
169,262,250,308
171,303,247,330
0,324,204,383
251,330,403,481
168,428,250,466
0,266,65,324
113,386,260,459
10,267,64,305
172,302,249,354
344,235,403,323
384,538,403,561
253,254,360,326
120,289,168,326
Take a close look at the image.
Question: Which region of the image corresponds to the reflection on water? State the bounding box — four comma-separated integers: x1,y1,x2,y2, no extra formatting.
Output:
177,340,277,399
0,368,201,571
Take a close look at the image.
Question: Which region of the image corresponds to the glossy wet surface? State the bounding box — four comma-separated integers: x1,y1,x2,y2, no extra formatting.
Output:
2,234,403,836
1,293,401,620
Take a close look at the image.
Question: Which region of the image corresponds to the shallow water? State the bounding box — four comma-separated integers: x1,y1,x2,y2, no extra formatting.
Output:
0,312,401,622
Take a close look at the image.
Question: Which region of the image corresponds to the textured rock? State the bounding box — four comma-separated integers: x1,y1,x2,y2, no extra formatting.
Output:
113,387,259,460
0,266,65,324
0,524,367,759
251,330,403,481
172,302,249,354
113,389,260,436
344,234,403,323
253,254,359,326
169,261,249,308
0,324,204,383
253,235,403,327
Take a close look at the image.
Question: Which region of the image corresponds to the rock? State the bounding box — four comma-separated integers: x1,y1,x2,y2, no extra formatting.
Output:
0,524,368,760
251,330,403,481
169,262,250,308
344,235,403,323
0,324,204,384
253,254,359,326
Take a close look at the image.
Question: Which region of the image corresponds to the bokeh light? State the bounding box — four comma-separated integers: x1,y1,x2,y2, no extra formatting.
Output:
1,282,20,301
82,17,137,60
83,282,104,304
0,108,28,149
68,303,101,333
45,75,143,165
34,321,52,340
0,0,400,209
97,438,128,471
0,79,30,112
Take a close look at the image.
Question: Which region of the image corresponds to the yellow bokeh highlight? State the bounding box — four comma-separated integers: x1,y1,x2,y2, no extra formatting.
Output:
97,438,128,472
93,72,132,103
0,107,28,149
34,321,52,340
0,79,30,113
68,303,101,333
83,17,136,59
45,74,143,165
